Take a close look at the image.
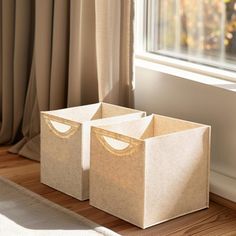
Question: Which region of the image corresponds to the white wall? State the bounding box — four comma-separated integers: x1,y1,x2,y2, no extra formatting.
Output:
134,62,236,202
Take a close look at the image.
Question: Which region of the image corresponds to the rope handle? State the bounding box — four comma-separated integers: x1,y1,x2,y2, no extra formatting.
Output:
42,113,80,138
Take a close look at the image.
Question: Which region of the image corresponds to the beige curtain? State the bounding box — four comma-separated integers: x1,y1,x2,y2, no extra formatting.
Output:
95,0,134,105
0,0,134,161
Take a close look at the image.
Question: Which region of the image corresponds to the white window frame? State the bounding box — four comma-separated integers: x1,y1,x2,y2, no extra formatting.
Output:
135,0,236,83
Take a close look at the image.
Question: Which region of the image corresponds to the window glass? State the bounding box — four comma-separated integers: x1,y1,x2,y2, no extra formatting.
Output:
148,0,236,71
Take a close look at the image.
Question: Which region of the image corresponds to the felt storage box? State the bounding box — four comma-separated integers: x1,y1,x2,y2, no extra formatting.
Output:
90,114,211,229
40,102,145,201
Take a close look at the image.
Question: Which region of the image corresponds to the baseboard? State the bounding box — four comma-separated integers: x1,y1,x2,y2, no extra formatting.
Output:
210,193,236,211
210,170,236,205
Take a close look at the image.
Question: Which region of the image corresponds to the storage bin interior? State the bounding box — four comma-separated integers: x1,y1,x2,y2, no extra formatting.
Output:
94,115,205,153
98,114,204,141
43,102,139,123
43,103,100,122
42,103,143,135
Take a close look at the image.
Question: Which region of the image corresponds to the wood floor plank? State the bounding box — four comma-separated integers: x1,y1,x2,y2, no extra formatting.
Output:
0,149,236,235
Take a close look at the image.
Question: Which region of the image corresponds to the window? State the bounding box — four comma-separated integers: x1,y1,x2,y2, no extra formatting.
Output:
145,0,236,72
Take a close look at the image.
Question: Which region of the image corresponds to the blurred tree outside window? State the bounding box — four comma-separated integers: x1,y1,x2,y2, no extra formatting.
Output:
148,0,236,71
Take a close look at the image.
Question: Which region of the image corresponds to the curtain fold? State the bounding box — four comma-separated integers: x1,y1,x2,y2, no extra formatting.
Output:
0,0,15,144
68,0,98,107
0,0,134,161
50,0,69,109
95,0,134,106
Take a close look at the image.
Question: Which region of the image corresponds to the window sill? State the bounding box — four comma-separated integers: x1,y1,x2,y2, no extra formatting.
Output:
135,52,236,92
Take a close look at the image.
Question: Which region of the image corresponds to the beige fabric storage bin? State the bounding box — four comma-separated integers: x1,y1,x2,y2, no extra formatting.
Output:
90,114,211,229
40,102,145,201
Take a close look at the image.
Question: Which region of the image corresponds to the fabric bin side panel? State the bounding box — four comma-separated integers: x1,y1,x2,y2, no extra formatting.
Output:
80,112,145,200
154,115,203,137
90,128,146,227
101,103,144,118
144,127,210,228
40,114,83,200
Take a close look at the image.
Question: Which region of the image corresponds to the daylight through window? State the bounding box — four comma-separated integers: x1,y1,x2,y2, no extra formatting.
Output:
147,0,236,71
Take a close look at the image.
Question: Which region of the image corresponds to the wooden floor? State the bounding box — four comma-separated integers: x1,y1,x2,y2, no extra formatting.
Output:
0,147,236,236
